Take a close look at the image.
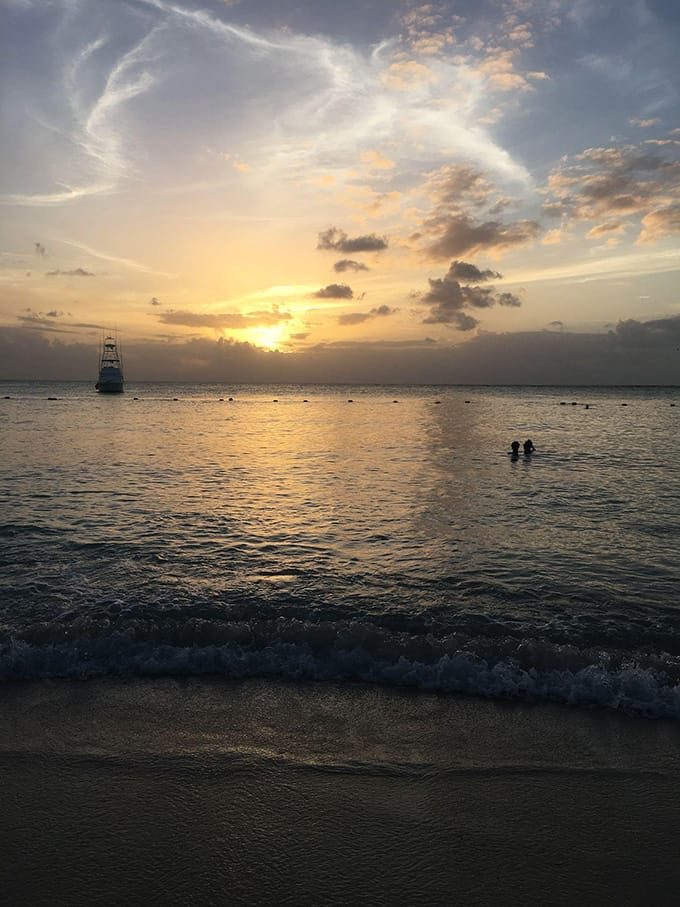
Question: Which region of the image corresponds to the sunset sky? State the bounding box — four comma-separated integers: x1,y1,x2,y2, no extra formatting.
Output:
1,0,680,383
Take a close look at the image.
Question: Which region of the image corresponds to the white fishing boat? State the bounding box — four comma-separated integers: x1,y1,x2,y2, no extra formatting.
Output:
95,334,124,393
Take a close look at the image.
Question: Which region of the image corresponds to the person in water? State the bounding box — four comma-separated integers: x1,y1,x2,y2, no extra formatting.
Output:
510,440,520,457
523,439,536,455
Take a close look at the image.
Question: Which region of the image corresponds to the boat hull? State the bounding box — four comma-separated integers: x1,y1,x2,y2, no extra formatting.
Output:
97,361,124,393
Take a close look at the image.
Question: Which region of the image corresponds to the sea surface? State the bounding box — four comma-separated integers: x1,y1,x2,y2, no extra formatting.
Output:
2,381,680,718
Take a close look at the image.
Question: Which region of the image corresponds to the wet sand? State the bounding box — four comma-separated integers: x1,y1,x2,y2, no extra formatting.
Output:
1,678,679,906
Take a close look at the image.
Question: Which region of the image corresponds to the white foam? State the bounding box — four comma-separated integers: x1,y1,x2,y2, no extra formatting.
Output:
2,635,679,719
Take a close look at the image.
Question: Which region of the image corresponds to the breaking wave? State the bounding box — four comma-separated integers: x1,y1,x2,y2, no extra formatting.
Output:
2,619,679,719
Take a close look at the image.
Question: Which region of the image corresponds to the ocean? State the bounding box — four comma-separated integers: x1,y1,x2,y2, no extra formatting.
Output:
2,381,679,716
2,381,680,905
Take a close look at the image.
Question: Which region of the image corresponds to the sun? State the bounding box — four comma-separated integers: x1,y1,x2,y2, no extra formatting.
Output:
248,324,288,351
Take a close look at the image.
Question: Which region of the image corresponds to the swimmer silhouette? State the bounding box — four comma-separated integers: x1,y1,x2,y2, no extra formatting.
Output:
510,440,520,458
523,439,535,455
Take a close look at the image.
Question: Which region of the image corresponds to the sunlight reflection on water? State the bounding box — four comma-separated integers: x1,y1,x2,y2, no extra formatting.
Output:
2,382,680,705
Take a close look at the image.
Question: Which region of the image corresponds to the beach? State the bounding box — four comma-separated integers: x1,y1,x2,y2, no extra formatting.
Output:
2,677,680,906
2,382,680,903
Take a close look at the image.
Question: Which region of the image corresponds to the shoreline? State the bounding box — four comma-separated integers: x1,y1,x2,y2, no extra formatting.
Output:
2,677,679,905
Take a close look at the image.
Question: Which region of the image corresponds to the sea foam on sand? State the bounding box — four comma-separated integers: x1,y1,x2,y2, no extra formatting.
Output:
1,677,679,906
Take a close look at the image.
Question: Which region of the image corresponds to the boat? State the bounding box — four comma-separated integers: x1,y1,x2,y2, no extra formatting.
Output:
95,334,124,393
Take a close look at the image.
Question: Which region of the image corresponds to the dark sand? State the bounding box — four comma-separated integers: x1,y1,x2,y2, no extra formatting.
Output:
1,678,679,906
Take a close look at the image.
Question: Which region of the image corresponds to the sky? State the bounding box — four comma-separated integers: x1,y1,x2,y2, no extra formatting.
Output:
1,0,680,384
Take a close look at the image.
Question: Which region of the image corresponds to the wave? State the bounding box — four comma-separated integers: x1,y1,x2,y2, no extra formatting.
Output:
2,625,679,720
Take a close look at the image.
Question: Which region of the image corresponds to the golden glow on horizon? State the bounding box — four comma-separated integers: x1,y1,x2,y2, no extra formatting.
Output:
245,324,290,351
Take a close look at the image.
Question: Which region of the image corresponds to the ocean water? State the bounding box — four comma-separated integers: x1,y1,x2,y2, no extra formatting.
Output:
2,381,680,718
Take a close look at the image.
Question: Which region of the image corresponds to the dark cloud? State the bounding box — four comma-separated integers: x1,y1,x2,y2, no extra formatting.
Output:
338,305,398,326
158,308,291,329
333,259,370,273
425,164,492,208
312,284,354,299
450,312,480,331
421,262,522,328
317,227,388,253
615,314,680,346
338,312,372,326
15,311,99,333
46,268,95,277
423,214,541,260
446,260,503,282
4,316,680,384
495,292,521,307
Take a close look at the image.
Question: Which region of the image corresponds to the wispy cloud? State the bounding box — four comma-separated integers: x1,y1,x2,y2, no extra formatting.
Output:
158,307,291,329
46,267,95,277
59,240,176,277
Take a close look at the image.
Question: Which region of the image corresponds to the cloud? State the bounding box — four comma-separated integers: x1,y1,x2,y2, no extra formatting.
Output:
317,227,388,253
46,268,95,277
311,284,354,299
14,311,100,333
638,205,680,243
423,213,541,259
158,307,291,329
424,164,493,209
60,240,176,278
420,261,521,329
541,228,566,244
615,314,680,346
544,142,680,241
333,259,370,273
360,150,395,170
5,314,680,385
585,222,627,239
629,117,661,128
338,304,398,326
445,260,503,282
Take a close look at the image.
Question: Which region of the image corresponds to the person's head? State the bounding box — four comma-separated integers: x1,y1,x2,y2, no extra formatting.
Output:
511,440,520,453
